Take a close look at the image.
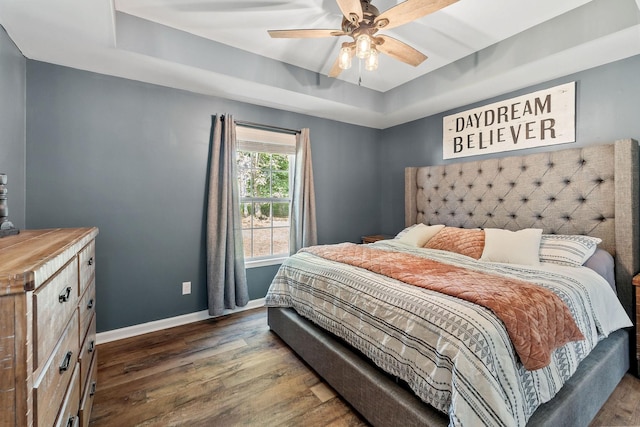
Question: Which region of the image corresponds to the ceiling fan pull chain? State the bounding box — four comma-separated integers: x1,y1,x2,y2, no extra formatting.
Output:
358,59,362,86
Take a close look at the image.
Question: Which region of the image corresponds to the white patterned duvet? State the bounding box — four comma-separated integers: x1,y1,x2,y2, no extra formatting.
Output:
265,240,631,427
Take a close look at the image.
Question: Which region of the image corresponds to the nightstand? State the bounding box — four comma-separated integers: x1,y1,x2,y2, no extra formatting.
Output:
361,234,393,244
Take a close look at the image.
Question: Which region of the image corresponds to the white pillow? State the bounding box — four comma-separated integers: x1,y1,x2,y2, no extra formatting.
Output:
480,228,543,266
397,224,445,247
395,224,418,239
539,234,602,267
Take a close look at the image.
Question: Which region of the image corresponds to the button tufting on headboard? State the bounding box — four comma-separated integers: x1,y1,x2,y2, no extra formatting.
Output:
409,142,619,249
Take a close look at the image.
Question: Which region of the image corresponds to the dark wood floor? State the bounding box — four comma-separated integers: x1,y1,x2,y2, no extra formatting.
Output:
90,307,640,426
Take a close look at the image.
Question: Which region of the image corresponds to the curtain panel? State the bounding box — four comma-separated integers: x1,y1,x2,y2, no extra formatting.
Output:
290,128,318,253
206,115,249,316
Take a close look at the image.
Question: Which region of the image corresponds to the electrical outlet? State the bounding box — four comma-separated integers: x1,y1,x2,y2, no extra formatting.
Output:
182,281,191,295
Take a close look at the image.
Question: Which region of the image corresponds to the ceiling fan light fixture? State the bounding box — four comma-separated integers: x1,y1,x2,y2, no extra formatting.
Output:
339,47,352,70
365,48,378,71
355,34,372,59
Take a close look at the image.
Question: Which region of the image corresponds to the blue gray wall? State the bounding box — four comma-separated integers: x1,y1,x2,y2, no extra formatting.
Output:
379,54,640,236
12,40,640,333
25,61,381,332
0,25,26,229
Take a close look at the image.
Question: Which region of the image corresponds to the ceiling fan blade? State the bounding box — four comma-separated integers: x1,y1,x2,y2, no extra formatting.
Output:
328,57,344,78
335,0,363,24
268,29,345,38
374,0,459,30
375,35,427,67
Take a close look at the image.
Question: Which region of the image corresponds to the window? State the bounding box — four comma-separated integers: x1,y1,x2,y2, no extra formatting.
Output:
236,126,296,265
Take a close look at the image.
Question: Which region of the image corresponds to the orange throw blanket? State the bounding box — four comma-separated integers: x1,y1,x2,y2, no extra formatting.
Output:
301,243,585,370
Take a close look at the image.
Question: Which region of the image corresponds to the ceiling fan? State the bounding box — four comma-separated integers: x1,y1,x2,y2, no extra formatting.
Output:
268,0,459,77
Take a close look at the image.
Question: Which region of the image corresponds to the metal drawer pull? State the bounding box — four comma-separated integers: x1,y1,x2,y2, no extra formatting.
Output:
87,298,94,309
66,416,75,427
88,257,93,266
88,340,95,353
59,351,73,373
90,381,97,397
58,286,72,303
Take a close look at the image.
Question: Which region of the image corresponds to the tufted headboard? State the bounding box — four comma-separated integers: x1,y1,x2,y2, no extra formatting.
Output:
405,139,639,318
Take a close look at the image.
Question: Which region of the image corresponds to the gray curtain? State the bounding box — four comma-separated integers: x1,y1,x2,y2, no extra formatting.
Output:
206,115,249,316
290,128,317,253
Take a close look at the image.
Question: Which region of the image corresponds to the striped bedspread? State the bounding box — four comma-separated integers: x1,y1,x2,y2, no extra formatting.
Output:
265,240,631,427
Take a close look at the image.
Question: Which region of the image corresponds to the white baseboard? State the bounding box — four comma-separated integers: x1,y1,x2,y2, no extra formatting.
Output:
96,298,266,345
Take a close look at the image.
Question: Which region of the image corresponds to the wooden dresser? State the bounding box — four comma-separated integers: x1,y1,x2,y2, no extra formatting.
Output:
0,227,99,427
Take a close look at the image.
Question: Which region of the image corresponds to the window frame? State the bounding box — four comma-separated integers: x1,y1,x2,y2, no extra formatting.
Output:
236,126,296,268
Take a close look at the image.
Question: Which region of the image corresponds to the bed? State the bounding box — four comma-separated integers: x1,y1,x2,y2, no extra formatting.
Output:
266,139,639,426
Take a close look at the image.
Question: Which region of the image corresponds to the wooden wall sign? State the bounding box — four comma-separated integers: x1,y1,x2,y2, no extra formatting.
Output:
442,82,576,160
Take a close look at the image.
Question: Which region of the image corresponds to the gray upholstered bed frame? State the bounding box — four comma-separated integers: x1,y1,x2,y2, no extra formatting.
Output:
268,139,639,426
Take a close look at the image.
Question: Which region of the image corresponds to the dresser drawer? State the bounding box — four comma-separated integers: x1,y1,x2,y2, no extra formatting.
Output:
33,311,80,427
79,281,96,341
79,355,97,427
34,257,79,366
79,313,96,392
55,363,80,427
78,241,95,295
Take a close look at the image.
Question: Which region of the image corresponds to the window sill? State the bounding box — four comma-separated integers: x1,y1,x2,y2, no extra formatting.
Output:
245,256,288,269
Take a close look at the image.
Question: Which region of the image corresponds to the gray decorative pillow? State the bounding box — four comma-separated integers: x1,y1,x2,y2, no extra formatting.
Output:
539,234,602,267
584,249,616,292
